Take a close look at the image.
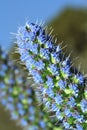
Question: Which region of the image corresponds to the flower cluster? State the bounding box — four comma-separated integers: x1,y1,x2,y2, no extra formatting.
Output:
0,47,59,130
16,22,87,130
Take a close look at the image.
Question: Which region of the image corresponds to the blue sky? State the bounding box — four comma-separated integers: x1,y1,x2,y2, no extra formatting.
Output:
0,0,87,50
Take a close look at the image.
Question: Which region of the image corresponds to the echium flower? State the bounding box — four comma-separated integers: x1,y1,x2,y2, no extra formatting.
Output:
16,22,87,130
0,47,60,130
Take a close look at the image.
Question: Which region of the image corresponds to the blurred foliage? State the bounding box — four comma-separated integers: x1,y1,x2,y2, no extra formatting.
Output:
48,8,87,74
0,105,22,130
0,47,62,130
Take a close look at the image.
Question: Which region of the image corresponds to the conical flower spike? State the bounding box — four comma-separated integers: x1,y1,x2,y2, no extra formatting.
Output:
16,22,87,130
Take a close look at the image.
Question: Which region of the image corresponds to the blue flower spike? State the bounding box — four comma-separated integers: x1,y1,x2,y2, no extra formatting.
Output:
16,22,87,130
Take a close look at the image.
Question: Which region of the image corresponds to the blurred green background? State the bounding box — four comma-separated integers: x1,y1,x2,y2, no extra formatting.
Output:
49,8,87,74
0,105,22,130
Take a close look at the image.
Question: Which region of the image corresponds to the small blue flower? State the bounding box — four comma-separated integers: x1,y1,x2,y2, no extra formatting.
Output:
1,99,7,106
45,41,53,49
72,112,84,124
16,77,23,84
1,64,8,71
51,52,60,63
20,51,30,62
25,55,35,71
67,97,76,108
39,120,46,128
26,22,41,35
26,88,32,95
48,64,59,76
38,34,47,43
27,98,33,104
46,76,54,88
28,126,38,130
28,106,35,114
20,118,28,126
58,79,67,89
56,45,61,52
17,27,26,41
75,73,84,85
7,96,14,102
8,78,14,85
0,70,5,77
63,120,70,129
76,124,83,130
56,110,63,120
64,108,72,117
28,115,35,121
55,94,63,105
31,70,43,83
29,42,38,54
18,42,27,49
61,66,70,78
17,102,23,109
45,87,54,98
80,99,87,113
77,115,84,123
40,48,50,60
11,112,19,120
69,84,78,97
0,82,5,89
62,57,71,67
45,101,50,108
0,91,6,98
28,32,36,41
18,94,24,100
51,103,59,112
35,60,45,70
43,97,50,108
18,109,25,116
8,87,13,93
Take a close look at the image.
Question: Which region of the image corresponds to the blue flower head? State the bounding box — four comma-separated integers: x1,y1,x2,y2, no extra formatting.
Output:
16,22,87,129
